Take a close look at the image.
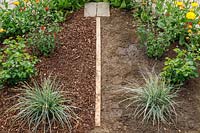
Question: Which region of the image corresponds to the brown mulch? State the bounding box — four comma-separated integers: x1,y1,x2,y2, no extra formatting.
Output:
0,9,96,133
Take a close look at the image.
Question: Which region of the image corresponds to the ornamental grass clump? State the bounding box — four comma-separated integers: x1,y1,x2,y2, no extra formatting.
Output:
121,69,177,125
10,76,78,133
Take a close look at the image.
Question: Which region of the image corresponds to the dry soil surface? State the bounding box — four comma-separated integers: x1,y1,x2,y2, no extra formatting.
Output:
91,9,200,133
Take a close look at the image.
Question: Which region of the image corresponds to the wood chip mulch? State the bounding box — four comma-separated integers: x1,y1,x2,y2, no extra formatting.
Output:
0,9,96,133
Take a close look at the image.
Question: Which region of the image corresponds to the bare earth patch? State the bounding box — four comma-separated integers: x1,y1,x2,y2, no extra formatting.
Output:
100,9,200,133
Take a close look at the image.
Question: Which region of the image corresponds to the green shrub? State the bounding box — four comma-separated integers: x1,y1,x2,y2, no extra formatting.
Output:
146,32,171,58
50,0,91,11
95,0,134,9
121,69,177,125
110,0,134,9
10,76,78,132
135,0,200,58
137,26,171,58
27,24,60,56
135,0,200,85
137,26,148,45
0,37,38,86
161,48,199,85
0,0,64,42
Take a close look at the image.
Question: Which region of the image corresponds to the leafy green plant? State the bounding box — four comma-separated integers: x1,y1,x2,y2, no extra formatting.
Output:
161,48,199,85
121,69,177,125
50,0,90,11
95,0,134,9
136,26,148,45
10,76,78,133
136,0,200,58
0,37,38,86
137,25,171,58
146,32,171,58
135,0,200,85
0,0,64,42
27,24,60,56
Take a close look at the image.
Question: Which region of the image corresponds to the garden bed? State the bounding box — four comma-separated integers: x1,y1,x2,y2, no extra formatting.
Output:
100,9,200,133
0,9,96,133
1,1,200,132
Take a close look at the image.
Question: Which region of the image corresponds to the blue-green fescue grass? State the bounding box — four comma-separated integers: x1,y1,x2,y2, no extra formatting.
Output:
121,69,178,126
9,76,78,133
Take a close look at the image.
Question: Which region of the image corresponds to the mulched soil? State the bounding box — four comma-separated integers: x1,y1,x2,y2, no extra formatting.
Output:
97,9,200,133
0,9,96,133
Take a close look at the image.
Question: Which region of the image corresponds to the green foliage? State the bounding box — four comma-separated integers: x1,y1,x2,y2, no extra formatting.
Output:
137,25,171,58
136,0,200,58
121,69,177,125
0,37,38,86
0,0,64,42
136,26,148,45
110,0,132,9
133,0,154,23
10,76,78,133
161,48,199,85
27,24,60,56
144,31,171,58
186,31,200,61
135,0,200,84
95,0,134,9
50,0,90,11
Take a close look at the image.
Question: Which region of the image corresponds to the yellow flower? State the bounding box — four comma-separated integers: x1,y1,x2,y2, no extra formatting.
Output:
188,25,193,29
176,1,184,9
191,2,198,7
188,29,192,33
190,8,195,12
0,28,6,33
12,1,20,6
179,5,184,9
176,1,184,6
186,12,196,20
23,0,29,2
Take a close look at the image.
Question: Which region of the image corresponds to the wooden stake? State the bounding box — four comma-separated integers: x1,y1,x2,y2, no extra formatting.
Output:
95,17,101,127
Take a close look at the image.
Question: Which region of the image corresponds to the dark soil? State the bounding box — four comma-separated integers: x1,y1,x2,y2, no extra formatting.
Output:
0,9,96,133
99,9,200,133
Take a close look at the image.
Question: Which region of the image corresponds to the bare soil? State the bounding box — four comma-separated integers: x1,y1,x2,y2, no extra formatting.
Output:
99,9,200,133
0,9,96,133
